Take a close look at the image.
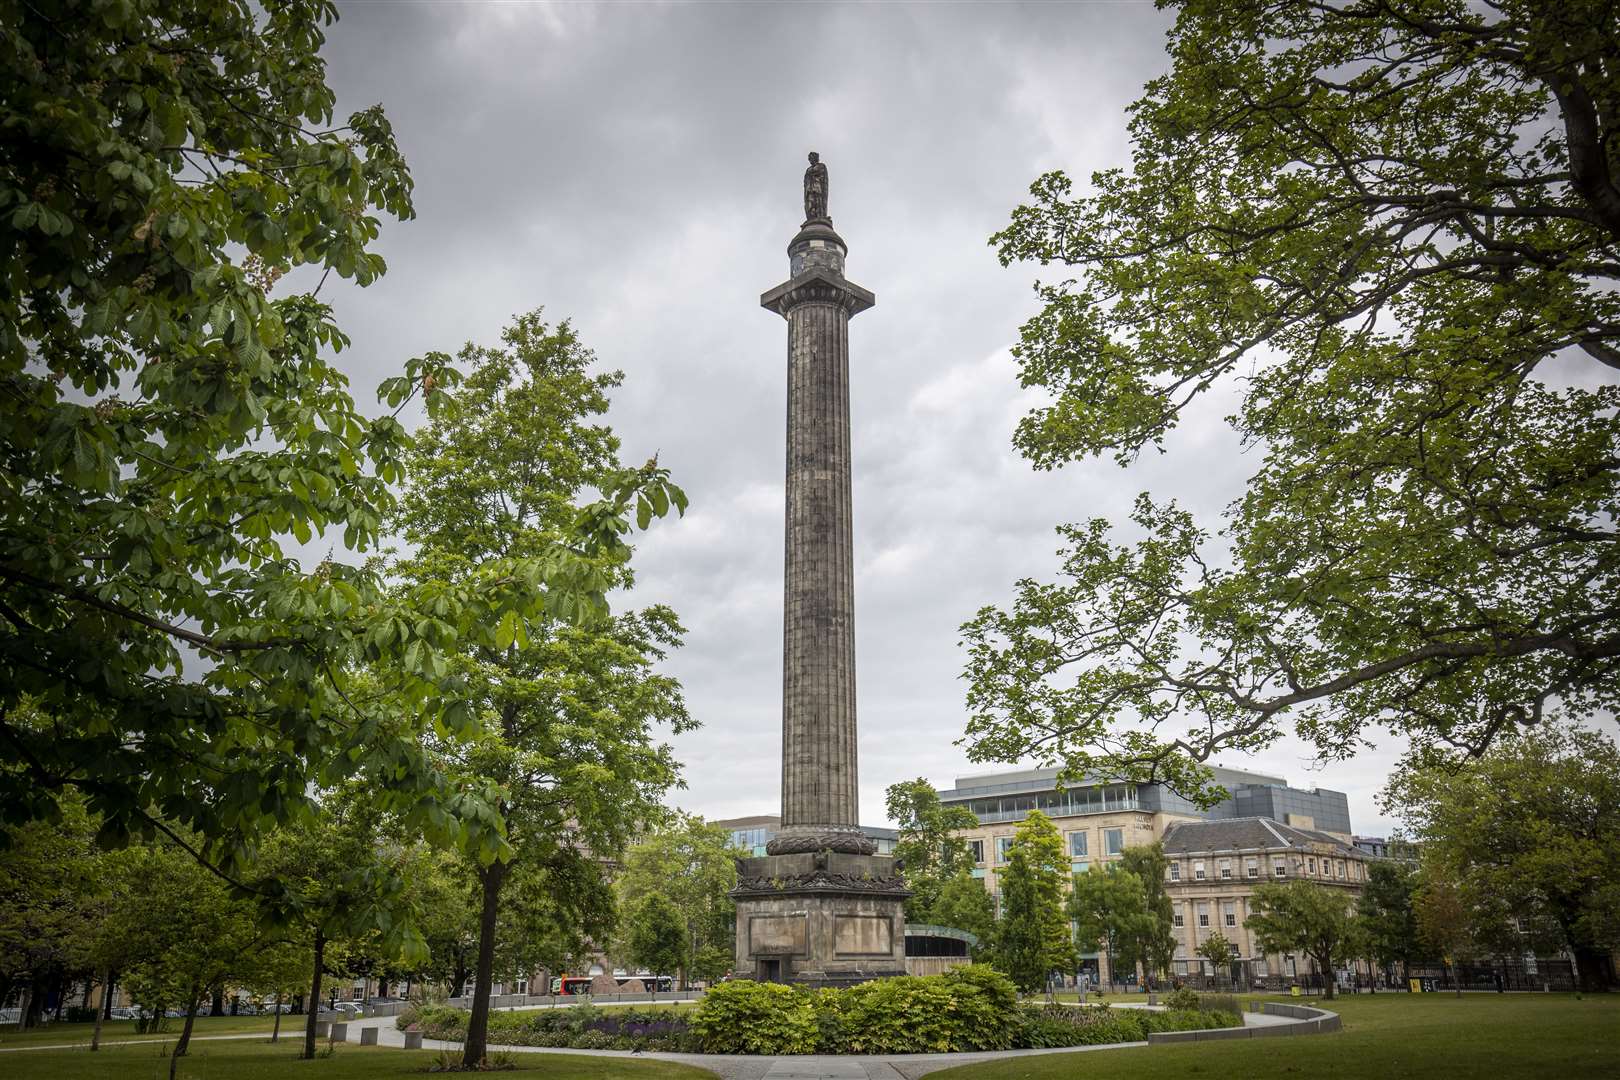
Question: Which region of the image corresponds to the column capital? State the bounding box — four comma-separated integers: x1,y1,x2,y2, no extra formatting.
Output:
760,267,875,319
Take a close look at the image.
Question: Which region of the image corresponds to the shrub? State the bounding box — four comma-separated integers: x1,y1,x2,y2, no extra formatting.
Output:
1200,993,1241,1017
393,1003,420,1031
840,976,964,1053
1015,1003,1146,1048
1163,987,1201,1010
690,980,818,1055
410,1004,470,1040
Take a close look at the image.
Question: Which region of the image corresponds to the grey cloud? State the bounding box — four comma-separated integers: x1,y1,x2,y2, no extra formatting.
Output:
309,1,1403,835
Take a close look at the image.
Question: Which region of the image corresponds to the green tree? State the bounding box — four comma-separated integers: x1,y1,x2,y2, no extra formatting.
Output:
392,311,691,1066
1386,727,1620,992
0,796,101,1029
244,940,310,1045
1117,843,1176,984
615,814,739,989
962,0,1620,797
626,894,686,998
110,838,270,1080
1247,880,1360,1000
1413,865,1482,998
931,871,998,958
404,846,481,997
885,779,980,922
1358,859,1423,986
996,810,1075,992
0,0,624,893
252,796,416,1060
1196,930,1234,980
1068,864,1156,989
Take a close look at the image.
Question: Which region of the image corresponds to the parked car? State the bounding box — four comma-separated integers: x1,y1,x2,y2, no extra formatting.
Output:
332,1002,362,1019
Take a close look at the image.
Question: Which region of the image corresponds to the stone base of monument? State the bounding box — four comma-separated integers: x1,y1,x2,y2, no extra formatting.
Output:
730,850,909,987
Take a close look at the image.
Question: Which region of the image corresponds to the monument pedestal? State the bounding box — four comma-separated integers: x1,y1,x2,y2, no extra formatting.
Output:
732,850,909,986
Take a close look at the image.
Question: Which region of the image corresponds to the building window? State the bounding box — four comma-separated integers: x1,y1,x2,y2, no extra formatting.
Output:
1194,860,1205,880
1308,857,1316,876
1104,828,1124,856
1224,901,1236,928
1170,862,1181,881
1219,860,1232,880
996,836,1014,863
515,979,528,996
1198,904,1210,928
968,839,984,864
1174,912,1184,928
1273,859,1286,877
1335,862,1344,879
1069,832,1088,858
1072,860,1089,874
1246,858,1259,878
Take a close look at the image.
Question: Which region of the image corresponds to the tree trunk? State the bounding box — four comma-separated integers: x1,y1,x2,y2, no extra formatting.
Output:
1573,945,1613,993
302,928,327,1061
271,995,282,1043
170,989,201,1080
462,859,508,1068
1317,953,1336,1000
90,968,112,1051
210,985,225,1017
102,975,115,1020
16,983,31,1031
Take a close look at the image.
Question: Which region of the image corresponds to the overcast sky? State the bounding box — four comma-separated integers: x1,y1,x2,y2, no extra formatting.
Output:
310,1,1415,837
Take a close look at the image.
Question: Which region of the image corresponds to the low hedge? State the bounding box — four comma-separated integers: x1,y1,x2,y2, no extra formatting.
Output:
1016,1002,1242,1048
395,1002,701,1053
399,967,1240,1055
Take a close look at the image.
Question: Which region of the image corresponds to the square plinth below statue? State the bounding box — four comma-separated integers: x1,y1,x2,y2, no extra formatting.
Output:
730,850,909,987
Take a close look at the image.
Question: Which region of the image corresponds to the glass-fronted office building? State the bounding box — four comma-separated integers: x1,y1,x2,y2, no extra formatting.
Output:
712,814,897,856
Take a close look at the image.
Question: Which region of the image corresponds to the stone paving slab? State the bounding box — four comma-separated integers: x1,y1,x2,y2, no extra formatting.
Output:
334,1006,1319,1080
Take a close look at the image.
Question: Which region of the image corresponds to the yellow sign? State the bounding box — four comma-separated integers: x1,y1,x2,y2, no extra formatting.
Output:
1290,985,1301,997
1409,979,1423,993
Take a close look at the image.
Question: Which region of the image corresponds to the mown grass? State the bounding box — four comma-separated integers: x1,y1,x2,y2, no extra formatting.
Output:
933,992,1619,1079
0,1013,281,1048
0,1037,714,1079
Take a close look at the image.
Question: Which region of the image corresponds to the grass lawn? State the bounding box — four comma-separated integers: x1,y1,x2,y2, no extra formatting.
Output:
0,1014,282,1049
932,993,1620,1079
0,1037,715,1079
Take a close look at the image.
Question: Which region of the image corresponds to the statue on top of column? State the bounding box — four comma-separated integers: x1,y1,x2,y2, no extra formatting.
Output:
803,151,829,223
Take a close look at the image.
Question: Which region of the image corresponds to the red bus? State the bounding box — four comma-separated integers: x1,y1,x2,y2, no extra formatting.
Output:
550,974,674,995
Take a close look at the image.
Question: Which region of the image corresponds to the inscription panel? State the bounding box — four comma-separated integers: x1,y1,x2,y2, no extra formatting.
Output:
749,914,808,956
833,914,893,957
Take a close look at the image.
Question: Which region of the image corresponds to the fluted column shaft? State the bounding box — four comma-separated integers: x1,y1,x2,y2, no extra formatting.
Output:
781,297,858,831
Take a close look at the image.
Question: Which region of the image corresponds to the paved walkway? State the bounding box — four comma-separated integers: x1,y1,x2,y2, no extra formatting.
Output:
3,1008,1301,1078
350,1008,1297,1079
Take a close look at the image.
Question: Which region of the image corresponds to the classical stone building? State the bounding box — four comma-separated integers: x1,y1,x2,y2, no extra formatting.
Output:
1161,818,1369,986
937,764,1361,985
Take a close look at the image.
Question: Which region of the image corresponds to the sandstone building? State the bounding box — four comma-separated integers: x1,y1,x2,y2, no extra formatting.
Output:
937,765,1366,987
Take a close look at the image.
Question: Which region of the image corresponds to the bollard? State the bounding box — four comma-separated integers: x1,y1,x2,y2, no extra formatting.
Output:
360,1027,378,1046
330,1022,348,1042
404,1030,423,1050
314,1019,331,1038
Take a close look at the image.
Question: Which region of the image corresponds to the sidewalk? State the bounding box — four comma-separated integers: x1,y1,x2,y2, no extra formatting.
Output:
352,1008,1296,1079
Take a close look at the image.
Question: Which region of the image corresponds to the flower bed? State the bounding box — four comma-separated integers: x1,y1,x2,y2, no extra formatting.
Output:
398,967,1242,1055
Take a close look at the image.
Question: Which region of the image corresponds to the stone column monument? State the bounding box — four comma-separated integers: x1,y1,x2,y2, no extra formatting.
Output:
730,153,909,987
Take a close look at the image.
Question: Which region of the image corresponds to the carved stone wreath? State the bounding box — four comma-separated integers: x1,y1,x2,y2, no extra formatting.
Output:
732,871,911,898
765,829,878,855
